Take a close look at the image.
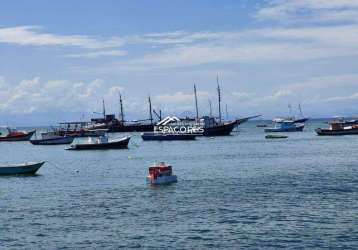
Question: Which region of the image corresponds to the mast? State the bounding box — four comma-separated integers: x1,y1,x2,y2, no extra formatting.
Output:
217,75,222,123
119,92,124,122
208,99,212,117
225,104,228,120
194,84,199,120
298,103,303,117
288,103,292,118
102,98,106,119
148,95,153,124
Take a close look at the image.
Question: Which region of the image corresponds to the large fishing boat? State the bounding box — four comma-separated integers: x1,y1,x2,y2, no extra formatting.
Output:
265,120,304,132
185,80,259,136
51,122,107,137
89,96,155,132
273,104,309,124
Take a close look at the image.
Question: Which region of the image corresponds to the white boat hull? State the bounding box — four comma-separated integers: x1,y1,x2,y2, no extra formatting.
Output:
146,175,177,185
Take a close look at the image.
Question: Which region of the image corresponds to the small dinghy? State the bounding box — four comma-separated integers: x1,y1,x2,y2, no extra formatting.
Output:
66,136,130,150
0,161,45,175
146,162,177,185
0,128,36,141
265,134,288,139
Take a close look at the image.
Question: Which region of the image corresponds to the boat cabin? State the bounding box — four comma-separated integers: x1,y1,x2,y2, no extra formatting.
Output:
148,163,173,179
329,121,344,131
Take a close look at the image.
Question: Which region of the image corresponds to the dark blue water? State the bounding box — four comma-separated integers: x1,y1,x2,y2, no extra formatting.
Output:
0,120,357,249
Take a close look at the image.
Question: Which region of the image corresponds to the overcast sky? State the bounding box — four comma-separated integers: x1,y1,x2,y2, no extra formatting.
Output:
1,0,358,125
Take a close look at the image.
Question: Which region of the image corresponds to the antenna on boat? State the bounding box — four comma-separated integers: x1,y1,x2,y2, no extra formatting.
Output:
208,99,212,117
148,95,153,124
102,98,106,119
217,74,222,123
119,92,124,122
194,84,199,121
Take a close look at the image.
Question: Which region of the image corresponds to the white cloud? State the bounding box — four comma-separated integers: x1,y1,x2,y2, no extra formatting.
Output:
256,0,358,23
0,26,124,49
106,23,358,72
63,50,128,58
0,77,124,114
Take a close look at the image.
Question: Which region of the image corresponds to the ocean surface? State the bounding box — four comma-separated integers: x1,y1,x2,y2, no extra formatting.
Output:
0,120,357,249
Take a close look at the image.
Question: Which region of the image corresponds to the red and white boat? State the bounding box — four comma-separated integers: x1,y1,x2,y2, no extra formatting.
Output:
146,162,177,185
0,128,36,141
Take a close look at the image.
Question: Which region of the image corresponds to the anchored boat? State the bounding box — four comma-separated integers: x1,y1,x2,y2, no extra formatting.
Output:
316,121,358,136
66,136,130,150
265,134,288,139
0,128,36,141
146,162,177,185
30,133,75,145
0,162,45,175
265,120,304,132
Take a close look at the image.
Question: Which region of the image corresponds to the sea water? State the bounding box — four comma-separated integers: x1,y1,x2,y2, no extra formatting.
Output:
0,120,357,249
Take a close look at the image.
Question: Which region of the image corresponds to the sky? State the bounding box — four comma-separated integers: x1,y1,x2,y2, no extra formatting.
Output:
1,0,358,125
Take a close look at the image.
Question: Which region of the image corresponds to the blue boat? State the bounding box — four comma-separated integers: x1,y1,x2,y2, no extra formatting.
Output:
265,120,304,132
141,132,196,141
30,135,75,145
0,162,45,175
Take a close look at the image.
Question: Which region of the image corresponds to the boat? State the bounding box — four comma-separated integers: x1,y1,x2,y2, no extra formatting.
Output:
0,128,36,141
89,96,155,132
154,82,259,137
201,117,238,136
141,132,196,141
146,162,177,185
66,136,130,150
55,122,108,137
30,133,75,145
265,120,304,132
273,104,309,124
316,121,358,136
0,161,45,175
265,134,288,139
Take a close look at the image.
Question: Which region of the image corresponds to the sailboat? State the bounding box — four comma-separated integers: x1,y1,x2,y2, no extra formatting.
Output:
293,104,309,123
89,95,155,132
273,104,308,124
192,78,255,136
